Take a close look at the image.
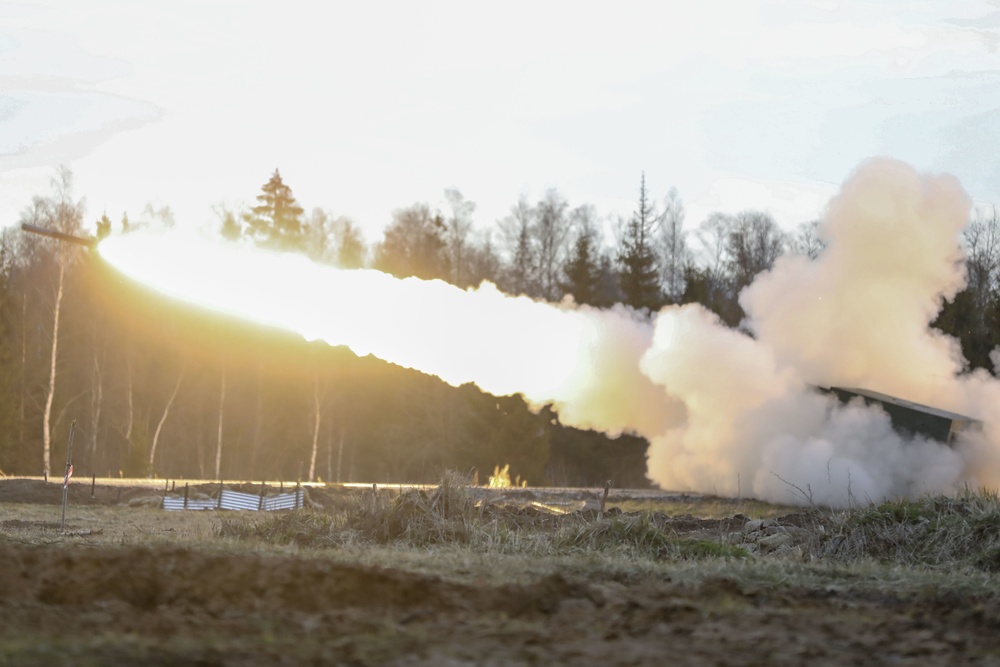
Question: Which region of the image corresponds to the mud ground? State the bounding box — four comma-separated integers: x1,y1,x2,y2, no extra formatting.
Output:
2,479,1000,666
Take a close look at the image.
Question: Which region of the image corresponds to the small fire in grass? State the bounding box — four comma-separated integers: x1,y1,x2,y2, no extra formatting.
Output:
488,464,526,489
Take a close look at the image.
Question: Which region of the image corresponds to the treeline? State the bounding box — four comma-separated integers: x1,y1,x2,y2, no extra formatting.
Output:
1,168,997,486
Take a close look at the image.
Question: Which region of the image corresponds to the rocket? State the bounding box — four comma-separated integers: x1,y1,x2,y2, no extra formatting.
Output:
21,223,96,248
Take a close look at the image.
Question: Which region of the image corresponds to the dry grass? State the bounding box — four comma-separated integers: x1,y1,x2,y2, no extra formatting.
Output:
608,495,795,519
821,488,1000,571
10,475,1000,601
216,472,749,562
0,502,219,548
215,473,1000,583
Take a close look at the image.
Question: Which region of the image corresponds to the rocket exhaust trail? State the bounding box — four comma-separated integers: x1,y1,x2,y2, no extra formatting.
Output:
21,223,96,248
94,158,1000,507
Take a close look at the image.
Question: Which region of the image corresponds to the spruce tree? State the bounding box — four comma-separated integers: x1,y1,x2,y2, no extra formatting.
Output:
617,173,663,312
243,169,306,251
563,228,602,306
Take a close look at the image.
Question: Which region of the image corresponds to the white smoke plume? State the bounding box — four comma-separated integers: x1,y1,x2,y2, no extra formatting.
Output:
99,158,1000,506
644,158,990,505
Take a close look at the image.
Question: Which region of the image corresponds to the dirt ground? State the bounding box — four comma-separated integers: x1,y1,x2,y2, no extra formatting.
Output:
2,478,1000,666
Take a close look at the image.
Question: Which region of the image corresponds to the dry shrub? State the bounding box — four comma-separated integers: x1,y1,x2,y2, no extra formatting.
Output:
216,471,753,562
218,476,1000,571
822,488,1000,571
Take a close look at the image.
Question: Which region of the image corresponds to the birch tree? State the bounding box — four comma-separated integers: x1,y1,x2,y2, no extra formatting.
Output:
308,372,326,482
17,166,85,477
498,196,539,297
443,189,476,287
214,369,226,479
147,372,182,477
659,187,688,304
534,189,572,301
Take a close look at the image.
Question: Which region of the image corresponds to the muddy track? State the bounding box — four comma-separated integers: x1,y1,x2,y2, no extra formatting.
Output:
1,542,999,666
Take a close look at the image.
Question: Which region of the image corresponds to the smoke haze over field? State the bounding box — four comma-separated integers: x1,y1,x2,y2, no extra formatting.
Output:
100,158,1000,506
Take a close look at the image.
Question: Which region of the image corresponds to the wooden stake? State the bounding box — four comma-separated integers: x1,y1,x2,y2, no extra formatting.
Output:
600,480,612,514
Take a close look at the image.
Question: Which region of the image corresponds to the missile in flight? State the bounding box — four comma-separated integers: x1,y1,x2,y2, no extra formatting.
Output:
21,223,96,248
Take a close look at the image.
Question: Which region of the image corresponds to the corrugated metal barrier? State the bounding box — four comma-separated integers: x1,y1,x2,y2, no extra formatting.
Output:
162,487,304,511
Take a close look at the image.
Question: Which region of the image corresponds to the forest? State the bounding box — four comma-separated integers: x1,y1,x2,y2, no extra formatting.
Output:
1,167,997,487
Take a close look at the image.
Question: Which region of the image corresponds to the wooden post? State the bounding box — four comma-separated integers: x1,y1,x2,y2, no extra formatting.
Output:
217,481,224,509
60,421,77,532
295,482,301,510
183,483,189,510
600,480,612,514
257,481,266,510
90,473,96,499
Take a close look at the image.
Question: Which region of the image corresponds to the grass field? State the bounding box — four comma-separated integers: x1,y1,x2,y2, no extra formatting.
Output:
2,476,1000,665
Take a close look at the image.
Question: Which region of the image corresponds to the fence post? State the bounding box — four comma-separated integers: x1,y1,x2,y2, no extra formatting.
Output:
60,421,77,533
258,481,266,511
217,481,224,509
183,483,189,510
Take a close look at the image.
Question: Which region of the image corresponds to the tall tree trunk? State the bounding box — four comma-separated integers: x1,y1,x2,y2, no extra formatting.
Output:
42,258,65,478
250,360,262,478
336,429,345,483
147,373,182,477
19,292,26,455
124,351,134,445
308,374,322,481
89,348,104,475
326,428,333,484
214,370,226,479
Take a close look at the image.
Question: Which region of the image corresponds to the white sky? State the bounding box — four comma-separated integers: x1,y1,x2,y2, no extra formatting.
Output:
2,0,999,243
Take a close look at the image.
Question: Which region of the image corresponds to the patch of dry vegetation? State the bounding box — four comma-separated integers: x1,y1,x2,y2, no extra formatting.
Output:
214,474,1000,582
824,488,1000,571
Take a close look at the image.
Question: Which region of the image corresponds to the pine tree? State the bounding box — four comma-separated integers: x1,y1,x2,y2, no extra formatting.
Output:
617,173,663,312
242,169,306,251
563,226,602,306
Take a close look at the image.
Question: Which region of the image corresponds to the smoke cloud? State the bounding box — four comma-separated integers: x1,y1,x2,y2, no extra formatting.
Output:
643,158,987,505
99,158,1000,506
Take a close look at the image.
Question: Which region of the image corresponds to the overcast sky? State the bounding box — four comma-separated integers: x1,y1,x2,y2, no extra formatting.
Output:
2,0,999,242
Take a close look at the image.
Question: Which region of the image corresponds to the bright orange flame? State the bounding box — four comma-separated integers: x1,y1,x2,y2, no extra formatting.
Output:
98,230,674,437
